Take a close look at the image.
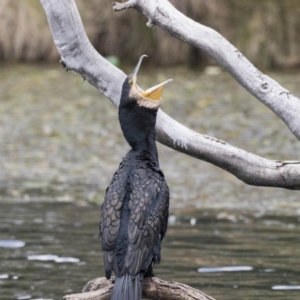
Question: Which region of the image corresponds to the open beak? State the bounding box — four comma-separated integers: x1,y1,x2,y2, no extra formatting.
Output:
130,55,173,101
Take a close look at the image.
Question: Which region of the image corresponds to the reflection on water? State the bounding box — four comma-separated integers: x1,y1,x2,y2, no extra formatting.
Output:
0,240,25,248
198,266,253,273
27,255,80,263
272,286,300,290
0,202,300,300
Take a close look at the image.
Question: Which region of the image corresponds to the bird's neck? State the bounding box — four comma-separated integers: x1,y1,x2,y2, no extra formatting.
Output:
119,103,159,163
129,129,159,163
125,130,159,166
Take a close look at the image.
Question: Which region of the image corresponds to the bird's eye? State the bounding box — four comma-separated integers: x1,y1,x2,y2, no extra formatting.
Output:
128,78,133,86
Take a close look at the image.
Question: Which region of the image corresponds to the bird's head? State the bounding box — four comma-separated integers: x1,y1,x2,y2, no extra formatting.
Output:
122,54,172,110
119,55,172,150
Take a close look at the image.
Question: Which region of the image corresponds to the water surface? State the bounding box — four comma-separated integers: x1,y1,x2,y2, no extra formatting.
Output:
0,203,299,300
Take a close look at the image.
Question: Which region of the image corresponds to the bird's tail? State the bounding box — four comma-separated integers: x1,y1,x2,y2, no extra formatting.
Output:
110,273,142,300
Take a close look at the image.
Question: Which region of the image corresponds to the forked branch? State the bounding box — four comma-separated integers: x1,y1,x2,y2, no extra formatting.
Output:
64,276,215,300
113,0,300,140
39,0,300,190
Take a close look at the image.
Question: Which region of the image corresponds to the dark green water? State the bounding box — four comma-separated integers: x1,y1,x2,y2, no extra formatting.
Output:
0,202,299,300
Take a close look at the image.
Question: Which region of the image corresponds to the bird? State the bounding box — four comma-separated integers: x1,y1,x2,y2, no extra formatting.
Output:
100,55,172,300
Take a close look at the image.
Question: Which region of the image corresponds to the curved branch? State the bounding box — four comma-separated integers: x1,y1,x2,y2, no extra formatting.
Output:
114,0,300,141
64,276,215,300
39,0,300,190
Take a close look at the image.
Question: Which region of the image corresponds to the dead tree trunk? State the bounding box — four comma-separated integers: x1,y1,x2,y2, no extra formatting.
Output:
64,276,215,300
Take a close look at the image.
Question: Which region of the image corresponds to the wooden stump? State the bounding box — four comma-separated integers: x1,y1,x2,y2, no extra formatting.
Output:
64,276,216,300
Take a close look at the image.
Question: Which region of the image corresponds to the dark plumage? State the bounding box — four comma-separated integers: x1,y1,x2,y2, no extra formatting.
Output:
100,55,172,300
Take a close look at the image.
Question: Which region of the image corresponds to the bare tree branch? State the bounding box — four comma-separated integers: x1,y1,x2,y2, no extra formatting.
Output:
39,0,300,190
113,0,300,141
64,276,215,300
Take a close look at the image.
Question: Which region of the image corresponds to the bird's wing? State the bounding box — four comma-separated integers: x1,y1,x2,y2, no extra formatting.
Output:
124,166,169,275
100,159,128,277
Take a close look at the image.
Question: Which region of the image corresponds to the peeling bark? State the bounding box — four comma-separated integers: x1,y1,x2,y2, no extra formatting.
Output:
39,0,300,190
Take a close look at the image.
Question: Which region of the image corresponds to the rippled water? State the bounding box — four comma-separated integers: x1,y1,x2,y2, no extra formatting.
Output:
1,202,300,300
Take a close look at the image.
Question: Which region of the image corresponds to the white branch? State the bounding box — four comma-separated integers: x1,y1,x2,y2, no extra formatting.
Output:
114,0,300,140
39,0,300,190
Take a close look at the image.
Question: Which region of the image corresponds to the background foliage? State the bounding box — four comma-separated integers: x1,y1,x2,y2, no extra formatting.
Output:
0,0,300,69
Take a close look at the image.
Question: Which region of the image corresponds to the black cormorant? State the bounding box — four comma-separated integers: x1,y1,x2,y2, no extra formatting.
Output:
100,55,172,300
